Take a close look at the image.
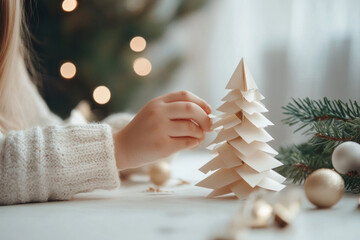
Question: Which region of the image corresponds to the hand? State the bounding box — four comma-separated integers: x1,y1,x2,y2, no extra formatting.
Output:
113,91,212,170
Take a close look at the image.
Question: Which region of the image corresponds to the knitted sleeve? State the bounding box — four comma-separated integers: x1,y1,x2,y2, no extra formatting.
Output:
0,124,120,205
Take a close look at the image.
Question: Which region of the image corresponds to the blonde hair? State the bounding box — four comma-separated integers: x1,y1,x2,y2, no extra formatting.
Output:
0,0,39,133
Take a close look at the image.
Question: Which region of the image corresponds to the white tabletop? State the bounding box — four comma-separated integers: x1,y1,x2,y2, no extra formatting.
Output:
0,151,359,240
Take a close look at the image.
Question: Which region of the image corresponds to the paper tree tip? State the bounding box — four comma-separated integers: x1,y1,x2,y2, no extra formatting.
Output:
225,58,258,91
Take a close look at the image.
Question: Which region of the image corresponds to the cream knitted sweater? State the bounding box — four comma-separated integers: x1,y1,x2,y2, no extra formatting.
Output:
0,80,133,205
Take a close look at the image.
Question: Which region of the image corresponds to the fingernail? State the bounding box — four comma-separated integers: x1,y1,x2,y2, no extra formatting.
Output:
208,118,213,131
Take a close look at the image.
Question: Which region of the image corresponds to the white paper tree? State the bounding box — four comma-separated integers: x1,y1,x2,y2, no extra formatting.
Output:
196,58,286,199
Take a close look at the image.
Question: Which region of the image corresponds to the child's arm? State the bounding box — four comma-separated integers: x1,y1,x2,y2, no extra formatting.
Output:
113,91,212,170
0,91,211,205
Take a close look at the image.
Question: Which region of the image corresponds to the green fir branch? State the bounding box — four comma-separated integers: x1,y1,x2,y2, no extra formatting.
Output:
277,98,360,193
276,144,360,193
282,97,360,133
276,144,333,184
309,118,360,151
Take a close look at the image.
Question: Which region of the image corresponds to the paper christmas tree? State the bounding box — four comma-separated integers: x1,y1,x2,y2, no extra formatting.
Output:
196,58,286,199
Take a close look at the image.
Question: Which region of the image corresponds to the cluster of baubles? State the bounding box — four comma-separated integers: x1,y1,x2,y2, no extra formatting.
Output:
305,141,360,208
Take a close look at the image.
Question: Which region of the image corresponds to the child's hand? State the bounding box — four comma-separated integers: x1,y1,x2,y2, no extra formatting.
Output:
113,91,212,170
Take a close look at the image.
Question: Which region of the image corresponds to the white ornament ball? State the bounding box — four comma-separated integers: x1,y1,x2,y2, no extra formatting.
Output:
304,169,344,208
149,162,171,186
332,141,360,174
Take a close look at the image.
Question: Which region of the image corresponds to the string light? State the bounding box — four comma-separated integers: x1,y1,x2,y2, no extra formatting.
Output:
93,86,111,104
60,62,76,79
62,0,78,12
130,36,146,52
133,57,152,76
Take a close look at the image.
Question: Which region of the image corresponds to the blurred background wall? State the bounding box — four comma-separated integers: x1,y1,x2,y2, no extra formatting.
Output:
29,0,360,149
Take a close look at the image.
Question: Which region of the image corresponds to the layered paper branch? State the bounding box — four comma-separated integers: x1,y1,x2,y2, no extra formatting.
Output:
196,58,286,199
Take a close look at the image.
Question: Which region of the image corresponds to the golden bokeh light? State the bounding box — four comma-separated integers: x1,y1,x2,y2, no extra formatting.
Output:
133,57,152,76
60,62,77,79
130,36,146,52
125,0,145,13
93,86,111,105
62,0,78,12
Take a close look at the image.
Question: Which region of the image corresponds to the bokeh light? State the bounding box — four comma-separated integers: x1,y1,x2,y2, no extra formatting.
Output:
62,0,78,12
93,86,111,104
60,62,76,79
130,36,147,52
125,0,145,13
133,57,152,76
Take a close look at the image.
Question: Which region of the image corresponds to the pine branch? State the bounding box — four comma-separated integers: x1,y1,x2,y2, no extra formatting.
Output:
276,144,333,184
282,97,360,133
309,118,360,151
276,144,360,193
277,98,360,193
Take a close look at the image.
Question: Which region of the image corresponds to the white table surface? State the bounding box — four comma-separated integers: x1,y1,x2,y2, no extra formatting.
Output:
0,151,359,240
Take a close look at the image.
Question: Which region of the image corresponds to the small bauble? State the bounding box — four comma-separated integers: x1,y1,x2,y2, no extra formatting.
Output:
149,162,171,186
332,141,360,174
304,169,344,208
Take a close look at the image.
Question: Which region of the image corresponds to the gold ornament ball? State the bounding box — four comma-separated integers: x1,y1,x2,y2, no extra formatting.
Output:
149,162,171,186
304,169,344,208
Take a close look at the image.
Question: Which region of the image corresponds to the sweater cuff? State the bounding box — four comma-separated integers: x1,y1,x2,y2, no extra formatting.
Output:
47,124,120,200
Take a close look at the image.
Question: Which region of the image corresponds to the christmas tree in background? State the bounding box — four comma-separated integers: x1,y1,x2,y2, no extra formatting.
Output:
196,58,286,199
26,0,207,119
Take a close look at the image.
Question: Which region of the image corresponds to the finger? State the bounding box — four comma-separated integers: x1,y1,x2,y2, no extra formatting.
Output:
165,102,212,131
170,137,200,151
162,91,212,114
167,120,204,139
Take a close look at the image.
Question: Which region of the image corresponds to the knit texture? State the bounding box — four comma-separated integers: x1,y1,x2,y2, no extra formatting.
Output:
0,124,120,205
